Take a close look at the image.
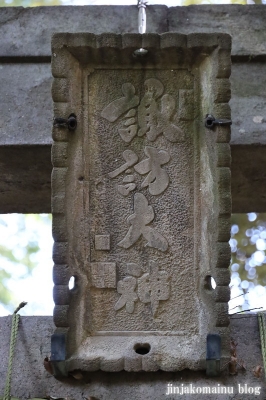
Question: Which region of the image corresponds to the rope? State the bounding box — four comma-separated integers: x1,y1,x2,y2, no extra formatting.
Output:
258,311,266,380
3,302,27,400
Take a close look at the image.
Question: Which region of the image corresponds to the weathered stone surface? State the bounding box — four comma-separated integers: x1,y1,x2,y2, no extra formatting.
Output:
230,62,266,145
0,63,52,145
0,7,266,151
0,315,265,399
1,6,266,58
2,61,266,146
51,33,231,372
0,6,167,57
169,5,266,57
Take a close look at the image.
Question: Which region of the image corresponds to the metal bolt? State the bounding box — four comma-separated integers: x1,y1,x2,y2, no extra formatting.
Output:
53,113,77,131
205,114,232,130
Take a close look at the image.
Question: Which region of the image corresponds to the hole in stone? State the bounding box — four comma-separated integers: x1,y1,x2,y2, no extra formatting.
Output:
78,176,84,182
67,113,77,130
134,343,151,355
204,275,216,291
133,48,148,57
211,277,217,289
69,119,76,129
68,276,76,290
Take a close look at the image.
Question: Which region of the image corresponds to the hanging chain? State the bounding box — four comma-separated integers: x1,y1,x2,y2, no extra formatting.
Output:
3,302,27,400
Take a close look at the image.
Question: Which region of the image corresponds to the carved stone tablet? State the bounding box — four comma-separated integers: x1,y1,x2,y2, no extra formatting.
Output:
51,33,231,372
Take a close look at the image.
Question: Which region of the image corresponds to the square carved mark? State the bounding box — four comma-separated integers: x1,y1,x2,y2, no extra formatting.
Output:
91,262,116,289
95,234,111,250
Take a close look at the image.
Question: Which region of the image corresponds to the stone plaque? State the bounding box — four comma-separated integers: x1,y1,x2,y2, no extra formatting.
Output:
51,33,231,372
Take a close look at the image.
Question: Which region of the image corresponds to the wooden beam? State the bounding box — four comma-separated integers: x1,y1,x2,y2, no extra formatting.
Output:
0,144,264,214
231,145,266,213
0,146,51,214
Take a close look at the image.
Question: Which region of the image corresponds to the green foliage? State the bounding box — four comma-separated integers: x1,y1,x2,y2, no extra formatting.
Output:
0,269,13,305
0,0,61,5
231,213,266,286
0,242,39,273
0,214,51,310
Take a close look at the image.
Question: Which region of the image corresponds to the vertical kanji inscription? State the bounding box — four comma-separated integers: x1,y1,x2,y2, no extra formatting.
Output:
52,32,231,372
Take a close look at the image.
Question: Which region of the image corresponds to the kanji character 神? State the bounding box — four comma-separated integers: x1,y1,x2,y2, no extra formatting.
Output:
137,260,170,317
114,276,138,314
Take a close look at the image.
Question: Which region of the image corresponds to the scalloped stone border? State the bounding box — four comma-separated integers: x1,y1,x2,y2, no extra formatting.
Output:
51,33,231,372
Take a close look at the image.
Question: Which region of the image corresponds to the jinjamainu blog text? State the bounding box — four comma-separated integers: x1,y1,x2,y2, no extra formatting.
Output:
166,383,261,396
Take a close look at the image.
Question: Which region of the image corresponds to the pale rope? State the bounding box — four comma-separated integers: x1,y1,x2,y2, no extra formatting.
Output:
3,302,27,400
258,311,266,380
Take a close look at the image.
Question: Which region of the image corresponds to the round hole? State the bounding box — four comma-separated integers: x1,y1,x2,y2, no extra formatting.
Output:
67,114,77,131
68,276,76,290
78,176,84,182
204,275,216,291
69,120,76,129
134,343,151,355
133,48,148,57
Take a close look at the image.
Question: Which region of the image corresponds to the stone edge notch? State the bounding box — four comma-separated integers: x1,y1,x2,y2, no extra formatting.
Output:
213,44,232,329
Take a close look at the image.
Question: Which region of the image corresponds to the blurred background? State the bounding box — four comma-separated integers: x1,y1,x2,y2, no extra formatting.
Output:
0,213,265,316
0,214,53,315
